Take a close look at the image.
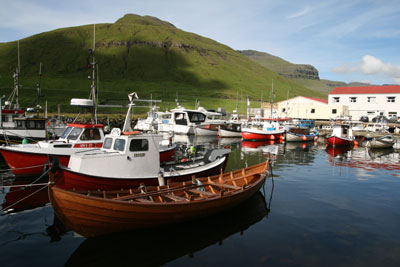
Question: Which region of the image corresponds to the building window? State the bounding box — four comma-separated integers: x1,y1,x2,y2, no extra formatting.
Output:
311,108,315,113
350,97,357,103
388,112,397,118
367,97,376,103
332,109,337,114
333,97,340,103
367,111,375,116
387,96,396,102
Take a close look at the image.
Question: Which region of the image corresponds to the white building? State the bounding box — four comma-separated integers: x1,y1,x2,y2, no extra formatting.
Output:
328,85,400,120
273,96,348,120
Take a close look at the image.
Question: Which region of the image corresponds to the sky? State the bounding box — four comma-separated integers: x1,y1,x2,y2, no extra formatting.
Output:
1,0,400,85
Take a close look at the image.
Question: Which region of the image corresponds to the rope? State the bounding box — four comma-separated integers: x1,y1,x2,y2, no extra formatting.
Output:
0,163,47,172
0,168,50,194
0,184,49,214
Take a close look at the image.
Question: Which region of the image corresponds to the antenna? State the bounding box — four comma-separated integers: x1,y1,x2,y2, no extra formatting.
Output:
36,62,42,102
89,24,97,124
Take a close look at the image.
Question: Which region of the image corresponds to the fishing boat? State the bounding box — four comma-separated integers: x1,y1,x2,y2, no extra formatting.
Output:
48,160,269,237
364,135,395,149
52,128,229,191
1,43,47,143
157,104,206,135
218,109,242,138
286,120,318,142
241,118,285,141
194,106,225,136
325,124,355,147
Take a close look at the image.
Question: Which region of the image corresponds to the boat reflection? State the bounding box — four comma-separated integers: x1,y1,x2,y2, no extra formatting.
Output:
64,191,271,266
325,145,352,158
1,175,49,214
327,146,400,173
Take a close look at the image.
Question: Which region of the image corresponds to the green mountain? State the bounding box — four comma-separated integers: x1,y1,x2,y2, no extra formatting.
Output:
239,50,371,95
0,14,327,114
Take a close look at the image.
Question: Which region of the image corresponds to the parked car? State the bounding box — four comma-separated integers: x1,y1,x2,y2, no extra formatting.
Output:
359,116,369,122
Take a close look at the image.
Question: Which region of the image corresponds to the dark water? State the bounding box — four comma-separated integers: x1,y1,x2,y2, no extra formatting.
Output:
1,137,400,267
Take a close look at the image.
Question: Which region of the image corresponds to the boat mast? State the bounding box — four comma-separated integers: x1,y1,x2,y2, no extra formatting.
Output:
89,24,97,124
7,40,21,109
270,79,274,119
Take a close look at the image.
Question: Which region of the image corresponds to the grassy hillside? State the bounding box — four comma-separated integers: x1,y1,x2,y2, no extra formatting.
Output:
0,14,326,115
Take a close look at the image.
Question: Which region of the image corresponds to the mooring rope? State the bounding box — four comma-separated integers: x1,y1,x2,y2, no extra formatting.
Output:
1,168,50,193
0,164,47,173
0,183,49,215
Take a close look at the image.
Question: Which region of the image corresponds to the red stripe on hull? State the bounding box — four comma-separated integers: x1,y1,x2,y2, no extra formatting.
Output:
241,132,283,141
326,136,354,147
55,157,229,191
0,150,70,176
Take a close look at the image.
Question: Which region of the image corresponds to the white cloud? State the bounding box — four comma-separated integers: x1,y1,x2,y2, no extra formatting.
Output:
332,55,400,84
286,7,311,19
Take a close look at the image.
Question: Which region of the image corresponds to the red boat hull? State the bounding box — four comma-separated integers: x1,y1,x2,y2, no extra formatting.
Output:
241,131,284,141
0,150,70,176
54,156,229,191
326,136,354,147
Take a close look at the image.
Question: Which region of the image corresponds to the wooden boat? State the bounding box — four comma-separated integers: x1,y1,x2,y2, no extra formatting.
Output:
325,124,355,147
48,160,269,238
365,134,395,149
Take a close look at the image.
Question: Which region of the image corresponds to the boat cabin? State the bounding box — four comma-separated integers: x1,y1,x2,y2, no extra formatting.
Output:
58,123,104,148
158,106,207,134
68,129,163,178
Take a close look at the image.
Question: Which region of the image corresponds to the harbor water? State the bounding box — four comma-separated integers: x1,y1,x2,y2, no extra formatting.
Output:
1,137,400,266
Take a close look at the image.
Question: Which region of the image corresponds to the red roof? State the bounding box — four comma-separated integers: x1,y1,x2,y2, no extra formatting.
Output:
303,96,328,104
330,85,400,95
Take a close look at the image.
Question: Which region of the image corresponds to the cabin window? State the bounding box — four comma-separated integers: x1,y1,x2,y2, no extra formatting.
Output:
103,137,113,149
16,120,25,128
367,111,375,115
332,109,337,114
311,108,315,113
187,112,206,123
80,128,101,140
333,97,340,103
113,138,126,151
175,113,187,125
68,128,83,140
388,112,397,118
25,120,45,129
129,139,149,152
367,97,376,103
387,96,396,102
282,108,286,112
61,127,73,139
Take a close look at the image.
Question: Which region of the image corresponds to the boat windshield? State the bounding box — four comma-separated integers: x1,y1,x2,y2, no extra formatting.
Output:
60,127,73,139
103,137,113,149
68,128,83,141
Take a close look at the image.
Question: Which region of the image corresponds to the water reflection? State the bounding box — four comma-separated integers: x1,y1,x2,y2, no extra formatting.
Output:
65,191,271,266
1,175,49,215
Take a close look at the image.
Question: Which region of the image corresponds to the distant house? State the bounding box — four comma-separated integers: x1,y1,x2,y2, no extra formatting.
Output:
328,85,400,120
274,96,347,120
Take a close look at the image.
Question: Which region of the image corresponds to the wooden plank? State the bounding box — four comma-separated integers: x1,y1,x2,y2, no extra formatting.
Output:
187,189,217,197
135,197,153,203
163,194,189,202
208,181,241,190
